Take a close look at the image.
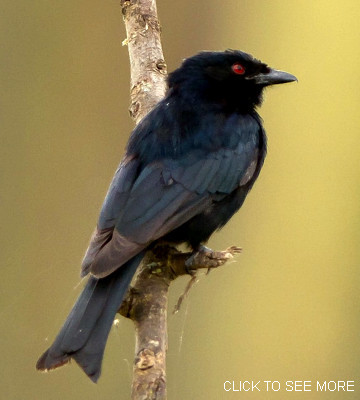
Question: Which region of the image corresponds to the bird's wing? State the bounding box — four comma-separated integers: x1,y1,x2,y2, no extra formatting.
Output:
83,128,260,278
81,155,142,277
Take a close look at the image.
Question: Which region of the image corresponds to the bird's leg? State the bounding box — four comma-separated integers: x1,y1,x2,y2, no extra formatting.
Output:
173,245,242,313
185,245,242,273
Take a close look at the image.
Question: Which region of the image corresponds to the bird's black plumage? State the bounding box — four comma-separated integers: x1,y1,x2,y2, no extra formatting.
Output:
36,50,296,381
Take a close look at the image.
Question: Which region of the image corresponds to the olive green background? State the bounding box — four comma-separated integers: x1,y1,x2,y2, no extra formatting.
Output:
2,1,359,399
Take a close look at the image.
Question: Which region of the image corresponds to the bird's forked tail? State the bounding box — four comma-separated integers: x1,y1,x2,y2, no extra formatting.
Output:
36,252,145,382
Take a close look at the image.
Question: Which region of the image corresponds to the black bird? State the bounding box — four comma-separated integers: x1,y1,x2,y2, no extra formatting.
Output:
36,50,296,382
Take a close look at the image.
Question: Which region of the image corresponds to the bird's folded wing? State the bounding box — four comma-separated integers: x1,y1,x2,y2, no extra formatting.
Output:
83,135,259,278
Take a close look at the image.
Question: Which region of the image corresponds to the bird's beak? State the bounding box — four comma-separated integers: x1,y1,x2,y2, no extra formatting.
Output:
248,68,297,86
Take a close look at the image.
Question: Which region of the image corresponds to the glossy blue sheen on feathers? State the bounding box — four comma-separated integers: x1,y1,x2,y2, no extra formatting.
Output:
36,50,296,382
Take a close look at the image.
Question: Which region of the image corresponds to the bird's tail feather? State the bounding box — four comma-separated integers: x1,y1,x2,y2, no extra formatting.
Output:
36,252,145,382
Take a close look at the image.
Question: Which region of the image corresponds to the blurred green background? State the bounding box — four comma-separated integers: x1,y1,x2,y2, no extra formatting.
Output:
1,0,359,399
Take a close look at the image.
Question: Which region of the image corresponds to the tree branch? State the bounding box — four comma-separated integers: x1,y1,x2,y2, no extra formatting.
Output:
120,2,241,399
121,0,167,124
120,1,168,398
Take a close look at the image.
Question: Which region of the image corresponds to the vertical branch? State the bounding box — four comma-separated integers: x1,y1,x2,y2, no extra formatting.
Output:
119,3,240,399
118,244,241,399
121,0,167,123
121,250,174,400
120,1,168,398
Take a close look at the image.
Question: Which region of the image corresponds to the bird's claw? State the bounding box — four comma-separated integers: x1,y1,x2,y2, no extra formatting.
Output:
185,245,242,273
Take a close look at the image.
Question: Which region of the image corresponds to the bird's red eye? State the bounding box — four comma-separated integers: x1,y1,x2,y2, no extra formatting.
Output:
232,63,246,75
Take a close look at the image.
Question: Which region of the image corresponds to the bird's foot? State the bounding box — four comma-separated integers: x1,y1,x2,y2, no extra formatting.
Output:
185,245,242,273
173,245,242,313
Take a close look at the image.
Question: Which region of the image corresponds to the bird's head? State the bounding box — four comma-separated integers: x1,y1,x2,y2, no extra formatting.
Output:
168,50,296,112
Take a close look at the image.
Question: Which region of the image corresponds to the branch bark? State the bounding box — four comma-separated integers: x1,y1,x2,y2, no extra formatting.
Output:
120,2,241,399
120,1,168,398
121,0,167,124
118,245,241,399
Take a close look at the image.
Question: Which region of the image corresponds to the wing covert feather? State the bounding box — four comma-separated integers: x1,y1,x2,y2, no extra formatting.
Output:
84,114,262,278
